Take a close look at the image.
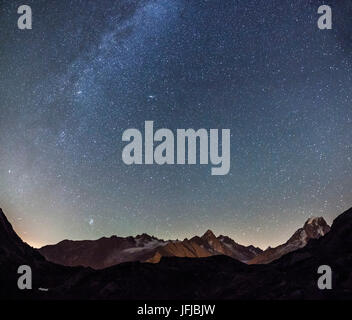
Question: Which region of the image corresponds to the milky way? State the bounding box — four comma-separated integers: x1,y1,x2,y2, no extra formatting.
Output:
0,0,351,248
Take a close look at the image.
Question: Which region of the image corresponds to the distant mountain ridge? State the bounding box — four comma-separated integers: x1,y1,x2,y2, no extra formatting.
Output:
39,233,168,269
248,216,330,264
146,229,262,263
0,206,351,299
39,217,329,269
39,228,262,269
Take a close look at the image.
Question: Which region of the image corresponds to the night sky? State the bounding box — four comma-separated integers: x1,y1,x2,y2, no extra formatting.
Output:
0,0,351,249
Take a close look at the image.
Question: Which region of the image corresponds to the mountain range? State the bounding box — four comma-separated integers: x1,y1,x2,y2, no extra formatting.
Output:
248,217,330,264
38,217,329,268
1,207,351,299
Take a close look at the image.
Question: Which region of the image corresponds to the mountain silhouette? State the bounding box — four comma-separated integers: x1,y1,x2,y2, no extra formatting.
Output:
39,217,329,268
39,228,263,267
0,207,351,299
39,234,168,269
249,217,330,264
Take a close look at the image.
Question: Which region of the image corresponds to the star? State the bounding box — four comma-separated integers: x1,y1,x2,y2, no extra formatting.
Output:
0,0,350,249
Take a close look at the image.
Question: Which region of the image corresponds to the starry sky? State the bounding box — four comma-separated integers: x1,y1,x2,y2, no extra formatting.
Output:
0,0,351,249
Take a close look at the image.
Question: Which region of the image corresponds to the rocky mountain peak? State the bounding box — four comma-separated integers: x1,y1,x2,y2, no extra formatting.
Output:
248,215,331,265
302,216,330,239
201,229,216,240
